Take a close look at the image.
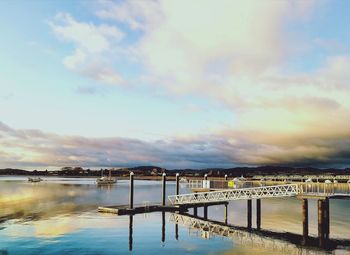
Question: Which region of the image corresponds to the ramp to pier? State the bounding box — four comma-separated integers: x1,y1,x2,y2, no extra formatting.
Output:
168,184,300,205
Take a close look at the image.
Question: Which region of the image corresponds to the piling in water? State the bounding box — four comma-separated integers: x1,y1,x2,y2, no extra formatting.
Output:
129,172,134,209
256,199,261,230
204,205,208,219
162,173,166,206
176,173,179,196
318,199,325,247
247,199,252,229
324,198,330,239
302,198,308,241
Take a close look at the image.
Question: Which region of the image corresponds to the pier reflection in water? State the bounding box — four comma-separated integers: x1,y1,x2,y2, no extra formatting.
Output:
124,211,350,255
1,177,350,254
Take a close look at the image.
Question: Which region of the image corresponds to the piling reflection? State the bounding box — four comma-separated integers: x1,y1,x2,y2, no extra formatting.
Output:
161,211,165,245
128,215,133,251
175,223,179,240
168,212,350,254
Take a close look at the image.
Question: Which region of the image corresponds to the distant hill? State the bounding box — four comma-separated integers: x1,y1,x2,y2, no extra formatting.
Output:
0,168,37,175
0,165,349,177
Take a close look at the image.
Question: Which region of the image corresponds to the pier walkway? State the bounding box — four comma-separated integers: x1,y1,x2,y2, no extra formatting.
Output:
169,182,350,205
168,184,300,205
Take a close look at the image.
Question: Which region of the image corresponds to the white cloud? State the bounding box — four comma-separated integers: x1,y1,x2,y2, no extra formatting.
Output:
96,0,161,30
50,12,123,53
63,49,86,70
45,1,350,167
50,12,125,86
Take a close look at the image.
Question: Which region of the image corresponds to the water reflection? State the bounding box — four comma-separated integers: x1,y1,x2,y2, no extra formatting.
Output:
129,215,133,251
1,177,350,254
169,212,350,255
161,211,166,245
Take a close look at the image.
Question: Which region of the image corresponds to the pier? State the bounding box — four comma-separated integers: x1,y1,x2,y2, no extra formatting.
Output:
98,172,228,215
98,172,350,247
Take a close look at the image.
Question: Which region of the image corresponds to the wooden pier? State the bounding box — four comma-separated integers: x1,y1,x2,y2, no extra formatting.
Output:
98,172,350,247
98,172,227,215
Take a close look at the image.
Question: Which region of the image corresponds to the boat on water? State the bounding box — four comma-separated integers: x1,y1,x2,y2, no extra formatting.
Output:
179,177,188,183
96,169,116,185
233,175,246,182
28,177,43,182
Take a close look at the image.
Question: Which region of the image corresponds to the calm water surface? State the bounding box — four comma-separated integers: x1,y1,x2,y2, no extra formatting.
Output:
0,177,349,254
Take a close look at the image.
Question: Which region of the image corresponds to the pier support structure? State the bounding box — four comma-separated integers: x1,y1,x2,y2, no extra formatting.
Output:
256,199,261,230
204,205,208,220
224,203,228,225
317,198,330,247
162,173,166,206
318,199,325,246
193,207,198,217
324,198,330,239
129,172,134,209
247,199,252,229
302,198,308,243
175,173,179,196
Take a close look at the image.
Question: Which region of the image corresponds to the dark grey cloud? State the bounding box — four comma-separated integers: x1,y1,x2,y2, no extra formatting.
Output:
1,121,350,169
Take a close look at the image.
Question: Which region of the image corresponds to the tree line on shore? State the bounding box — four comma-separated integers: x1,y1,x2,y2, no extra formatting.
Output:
1,165,350,177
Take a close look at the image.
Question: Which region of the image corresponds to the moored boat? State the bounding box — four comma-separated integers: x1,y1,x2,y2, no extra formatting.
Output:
28,177,43,182
305,178,313,183
96,169,116,185
179,177,188,183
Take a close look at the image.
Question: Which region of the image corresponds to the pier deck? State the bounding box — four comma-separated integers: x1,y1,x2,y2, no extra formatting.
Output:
98,201,228,215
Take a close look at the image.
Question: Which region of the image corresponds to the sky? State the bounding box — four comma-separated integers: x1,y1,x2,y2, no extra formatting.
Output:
1,0,350,170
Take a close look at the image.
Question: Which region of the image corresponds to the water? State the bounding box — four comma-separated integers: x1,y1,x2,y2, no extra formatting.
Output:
0,177,349,254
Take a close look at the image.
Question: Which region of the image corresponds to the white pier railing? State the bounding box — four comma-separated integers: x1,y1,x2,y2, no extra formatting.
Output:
168,184,300,205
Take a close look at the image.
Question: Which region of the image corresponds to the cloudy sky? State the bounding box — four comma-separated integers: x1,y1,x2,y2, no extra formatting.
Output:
1,0,350,169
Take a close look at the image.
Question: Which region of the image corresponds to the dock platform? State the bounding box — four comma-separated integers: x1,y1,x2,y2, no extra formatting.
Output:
98,201,228,215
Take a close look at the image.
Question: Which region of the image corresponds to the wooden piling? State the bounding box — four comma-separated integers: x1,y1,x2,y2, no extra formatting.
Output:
204,206,208,219
302,198,308,240
318,199,325,246
193,207,198,217
162,173,166,206
324,197,330,239
224,203,228,225
176,173,179,196
129,172,134,209
256,199,261,230
247,199,252,229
